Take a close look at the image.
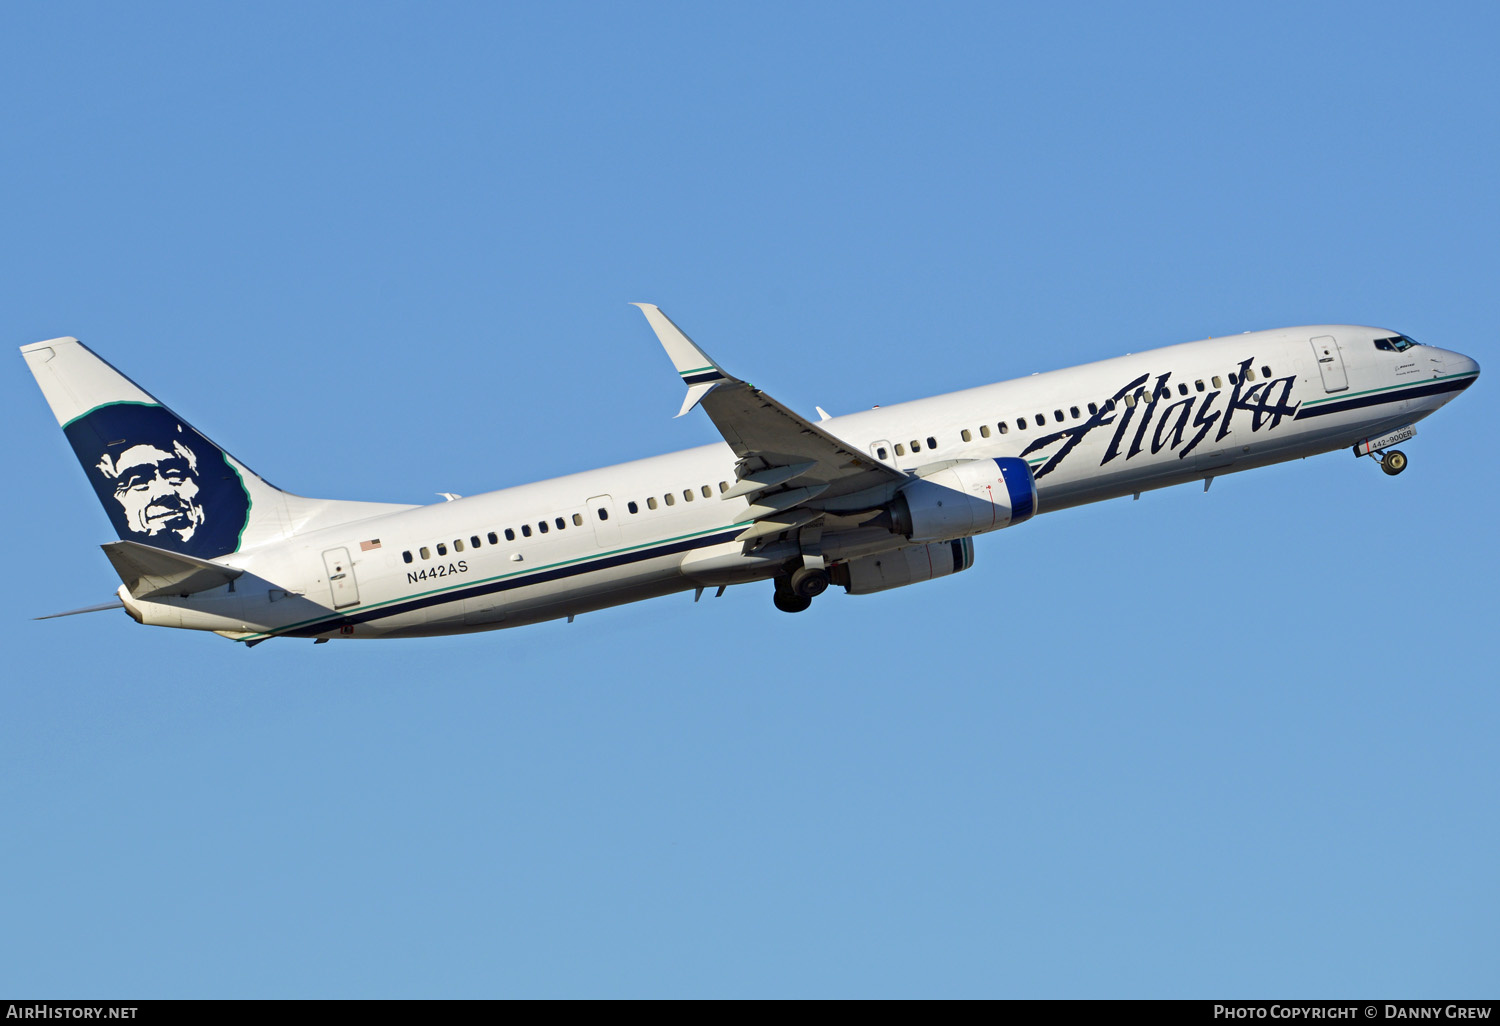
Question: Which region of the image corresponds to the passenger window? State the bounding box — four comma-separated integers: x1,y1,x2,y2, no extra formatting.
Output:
1124,393,1136,407
437,543,447,556
1017,417,1028,429
471,535,481,548
876,446,888,459
403,551,413,564
1262,365,1272,378
701,485,711,498
910,440,921,452
682,489,693,502
555,517,566,530
597,507,609,520
961,429,972,442
1212,375,1223,388
1087,403,1098,415
488,532,499,545
419,546,430,560
504,529,515,541
538,521,548,534
521,525,532,538
1053,410,1063,422
628,501,639,514
1228,373,1238,384
1035,413,1045,425
980,425,991,438
573,513,583,526
998,422,1009,434
664,493,675,506
719,481,729,493
1245,368,1257,382
1070,406,1080,419
1178,383,1188,396
453,539,464,552
1195,380,1205,392
894,443,906,456
647,497,658,510
926,436,937,449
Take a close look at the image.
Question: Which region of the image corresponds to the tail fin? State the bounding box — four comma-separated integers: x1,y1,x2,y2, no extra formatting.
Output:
21,337,411,559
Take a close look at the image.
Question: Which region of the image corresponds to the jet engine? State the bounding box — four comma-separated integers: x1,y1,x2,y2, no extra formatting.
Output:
831,538,975,595
889,457,1037,543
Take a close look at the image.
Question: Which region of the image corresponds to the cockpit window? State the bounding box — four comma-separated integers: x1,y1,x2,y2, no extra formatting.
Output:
1374,335,1421,352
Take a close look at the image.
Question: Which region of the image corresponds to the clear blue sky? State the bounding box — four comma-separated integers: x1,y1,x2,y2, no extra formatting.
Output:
2,1,1494,998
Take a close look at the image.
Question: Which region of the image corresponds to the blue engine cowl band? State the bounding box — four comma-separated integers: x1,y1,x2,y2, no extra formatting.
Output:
992,456,1037,526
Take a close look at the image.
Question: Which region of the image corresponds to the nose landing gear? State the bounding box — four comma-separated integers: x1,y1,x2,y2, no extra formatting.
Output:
1353,426,1415,477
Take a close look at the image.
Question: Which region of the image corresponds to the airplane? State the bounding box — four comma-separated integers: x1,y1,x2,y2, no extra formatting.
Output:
21,306,1479,644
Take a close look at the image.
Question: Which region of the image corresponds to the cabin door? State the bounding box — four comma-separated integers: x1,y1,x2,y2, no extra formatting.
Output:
587,494,620,549
1310,336,1349,393
323,547,361,608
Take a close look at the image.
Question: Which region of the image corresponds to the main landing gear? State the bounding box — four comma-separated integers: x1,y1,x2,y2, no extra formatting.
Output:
772,566,829,613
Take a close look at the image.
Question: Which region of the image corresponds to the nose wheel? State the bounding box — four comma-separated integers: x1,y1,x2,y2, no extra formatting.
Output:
1380,449,1408,476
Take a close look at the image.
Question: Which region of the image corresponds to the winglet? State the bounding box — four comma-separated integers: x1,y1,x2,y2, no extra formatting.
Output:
631,303,737,417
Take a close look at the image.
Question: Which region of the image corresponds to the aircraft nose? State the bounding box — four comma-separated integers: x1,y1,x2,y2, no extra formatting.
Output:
1446,350,1480,385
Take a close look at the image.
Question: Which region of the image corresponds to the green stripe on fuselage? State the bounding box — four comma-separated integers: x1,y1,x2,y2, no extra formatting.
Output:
1301,370,1478,406
238,519,757,641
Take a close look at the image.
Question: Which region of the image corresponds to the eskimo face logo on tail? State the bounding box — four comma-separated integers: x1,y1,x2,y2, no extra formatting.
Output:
97,439,205,541
63,403,250,559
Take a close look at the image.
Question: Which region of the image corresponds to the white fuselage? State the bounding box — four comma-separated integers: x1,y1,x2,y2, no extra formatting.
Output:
120,325,1478,642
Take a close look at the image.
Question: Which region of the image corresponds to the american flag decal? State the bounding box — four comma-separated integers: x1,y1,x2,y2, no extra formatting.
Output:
360,539,381,551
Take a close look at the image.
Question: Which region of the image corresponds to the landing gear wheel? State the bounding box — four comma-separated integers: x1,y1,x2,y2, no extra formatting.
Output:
789,566,830,599
1381,449,1408,476
773,590,813,613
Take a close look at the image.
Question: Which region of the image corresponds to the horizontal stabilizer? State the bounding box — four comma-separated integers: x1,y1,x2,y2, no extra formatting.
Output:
101,540,243,600
35,599,127,620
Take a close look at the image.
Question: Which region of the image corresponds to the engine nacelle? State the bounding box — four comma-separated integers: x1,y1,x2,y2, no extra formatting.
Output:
891,457,1037,543
832,538,975,595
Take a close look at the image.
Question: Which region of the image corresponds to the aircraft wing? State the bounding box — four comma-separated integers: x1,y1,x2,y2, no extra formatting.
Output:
633,304,906,526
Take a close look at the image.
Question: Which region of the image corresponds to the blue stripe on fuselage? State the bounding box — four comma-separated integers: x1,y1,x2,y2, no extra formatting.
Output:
1295,375,1475,419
